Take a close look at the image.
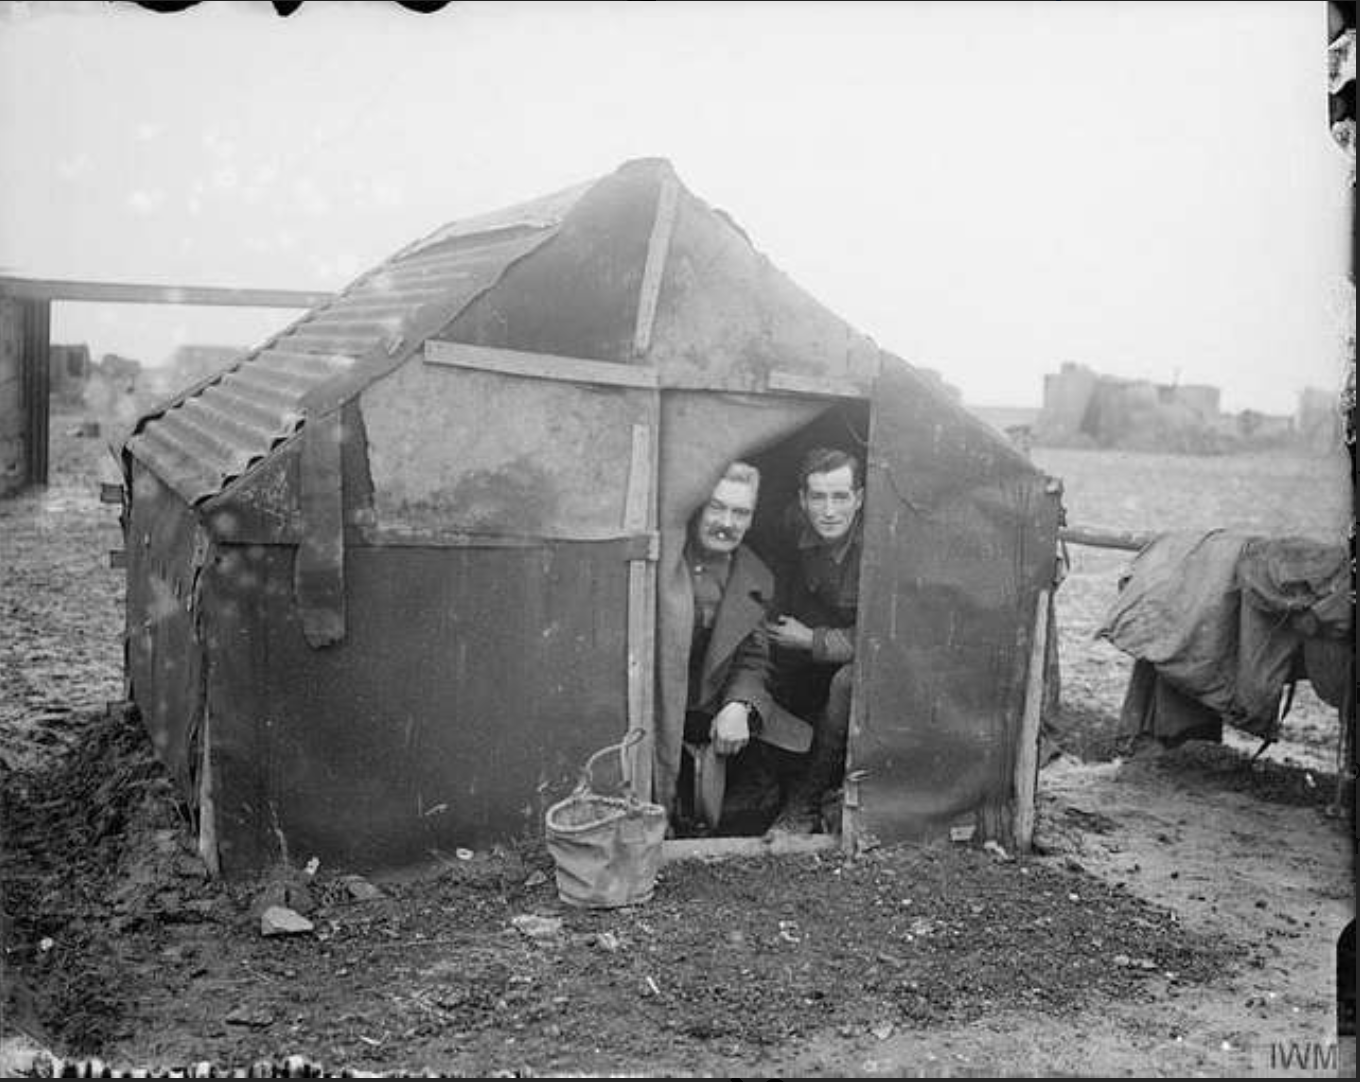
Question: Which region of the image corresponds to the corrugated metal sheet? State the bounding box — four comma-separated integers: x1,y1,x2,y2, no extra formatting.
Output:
125,189,587,505
440,166,659,365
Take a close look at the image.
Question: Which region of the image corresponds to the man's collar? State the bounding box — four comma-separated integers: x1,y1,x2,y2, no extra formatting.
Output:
685,537,735,573
797,516,862,564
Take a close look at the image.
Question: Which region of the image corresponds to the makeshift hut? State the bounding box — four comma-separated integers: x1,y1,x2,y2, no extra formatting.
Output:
118,159,1062,876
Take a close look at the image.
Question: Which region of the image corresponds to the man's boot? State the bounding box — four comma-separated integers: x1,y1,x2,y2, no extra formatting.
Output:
766,664,853,837
766,730,846,836
766,778,822,836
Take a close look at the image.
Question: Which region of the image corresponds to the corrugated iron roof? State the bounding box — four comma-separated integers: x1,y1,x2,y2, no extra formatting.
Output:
125,186,588,504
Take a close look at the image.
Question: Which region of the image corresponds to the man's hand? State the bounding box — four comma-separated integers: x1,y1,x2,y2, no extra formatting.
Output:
710,702,751,756
766,615,814,651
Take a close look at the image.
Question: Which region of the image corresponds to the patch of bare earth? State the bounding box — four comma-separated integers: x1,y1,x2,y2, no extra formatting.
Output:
3,706,1239,1077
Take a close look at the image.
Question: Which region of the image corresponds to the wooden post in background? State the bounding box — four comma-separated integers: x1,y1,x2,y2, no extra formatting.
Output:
1013,586,1052,852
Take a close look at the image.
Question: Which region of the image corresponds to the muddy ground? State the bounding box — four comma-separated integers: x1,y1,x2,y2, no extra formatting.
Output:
0,411,1354,1077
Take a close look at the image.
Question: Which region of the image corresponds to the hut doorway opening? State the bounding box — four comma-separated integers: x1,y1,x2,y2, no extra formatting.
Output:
674,398,871,840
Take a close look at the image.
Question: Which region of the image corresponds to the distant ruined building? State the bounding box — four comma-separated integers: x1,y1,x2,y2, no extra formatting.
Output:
1028,4,1355,460
47,343,143,411
98,353,142,394
1296,385,1346,452
1034,362,1226,453
1032,362,1304,454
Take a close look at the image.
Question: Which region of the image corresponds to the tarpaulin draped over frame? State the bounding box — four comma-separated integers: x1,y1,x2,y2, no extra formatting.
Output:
442,164,656,365
853,359,1059,843
1099,530,1352,741
645,187,881,394
1098,530,1252,721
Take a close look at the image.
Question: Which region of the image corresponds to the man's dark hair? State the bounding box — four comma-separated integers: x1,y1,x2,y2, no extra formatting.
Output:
798,447,862,491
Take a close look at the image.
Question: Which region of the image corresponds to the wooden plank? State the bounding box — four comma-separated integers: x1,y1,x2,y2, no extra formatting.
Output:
633,174,680,356
623,421,656,797
0,276,329,309
351,524,653,558
1012,587,1052,853
622,424,651,532
626,563,650,758
634,560,657,801
197,711,220,879
424,339,659,389
839,767,865,856
662,833,839,864
1059,524,1155,551
26,299,50,486
767,369,868,399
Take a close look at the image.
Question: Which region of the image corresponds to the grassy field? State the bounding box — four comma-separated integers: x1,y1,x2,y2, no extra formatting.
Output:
1031,444,1353,764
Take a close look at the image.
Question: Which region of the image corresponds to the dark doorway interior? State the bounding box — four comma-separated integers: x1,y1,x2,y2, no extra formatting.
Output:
744,398,871,575
676,397,872,839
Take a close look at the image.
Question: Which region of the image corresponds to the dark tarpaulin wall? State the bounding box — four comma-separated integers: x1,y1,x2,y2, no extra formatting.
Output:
643,186,882,394
203,542,630,872
854,359,1060,845
125,460,206,798
441,161,657,365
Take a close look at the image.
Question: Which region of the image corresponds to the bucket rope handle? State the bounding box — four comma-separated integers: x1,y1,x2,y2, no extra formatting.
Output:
579,728,647,801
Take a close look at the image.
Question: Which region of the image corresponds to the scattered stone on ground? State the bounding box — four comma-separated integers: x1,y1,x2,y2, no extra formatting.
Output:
259,906,314,937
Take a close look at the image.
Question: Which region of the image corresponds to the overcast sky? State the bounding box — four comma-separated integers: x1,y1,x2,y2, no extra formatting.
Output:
0,0,1351,412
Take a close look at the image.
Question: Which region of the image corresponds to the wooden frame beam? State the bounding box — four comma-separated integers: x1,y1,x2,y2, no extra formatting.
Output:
425,339,659,389
0,276,329,309
662,834,840,863
1059,524,1155,552
767,369,870,399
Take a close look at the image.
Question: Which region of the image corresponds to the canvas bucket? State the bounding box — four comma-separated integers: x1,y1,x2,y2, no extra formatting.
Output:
545,730,668,909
